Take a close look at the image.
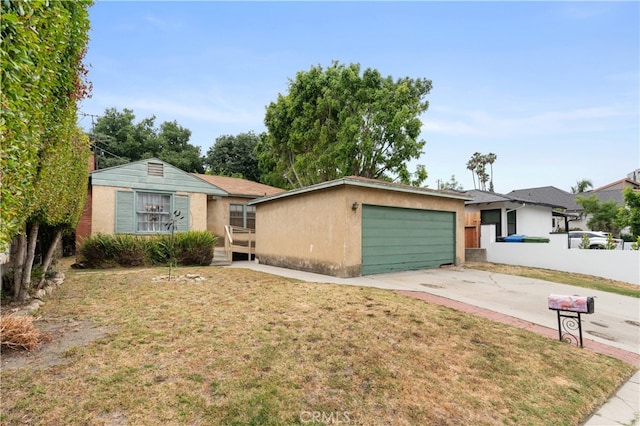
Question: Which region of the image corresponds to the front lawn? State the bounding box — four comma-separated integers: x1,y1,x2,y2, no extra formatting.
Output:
1,265,635,425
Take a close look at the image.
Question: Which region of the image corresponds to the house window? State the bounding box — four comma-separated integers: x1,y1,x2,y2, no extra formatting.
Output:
137,192,171,232
229,204,256,229
507,210,517,235
116,190,189,234
246,205,256,229
481,209,502,238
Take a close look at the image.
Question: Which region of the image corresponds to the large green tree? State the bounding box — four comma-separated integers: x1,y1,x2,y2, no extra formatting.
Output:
91,108,204,173
0,0,92,251
575,195,622,235
617,188,640,238
258,62,432,188
204,132,262,181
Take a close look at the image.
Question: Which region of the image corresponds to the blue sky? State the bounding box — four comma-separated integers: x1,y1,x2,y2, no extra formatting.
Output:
79,1,639,193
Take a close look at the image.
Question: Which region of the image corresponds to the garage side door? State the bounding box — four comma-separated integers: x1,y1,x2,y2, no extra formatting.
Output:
362,205,455,275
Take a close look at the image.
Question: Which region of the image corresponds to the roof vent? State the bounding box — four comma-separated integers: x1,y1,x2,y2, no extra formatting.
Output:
148,162,164,177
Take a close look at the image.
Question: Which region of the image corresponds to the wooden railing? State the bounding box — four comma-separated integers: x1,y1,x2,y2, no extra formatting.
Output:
224,225,255,260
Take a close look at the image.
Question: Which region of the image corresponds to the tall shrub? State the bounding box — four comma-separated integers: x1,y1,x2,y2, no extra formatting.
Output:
1,0,93,300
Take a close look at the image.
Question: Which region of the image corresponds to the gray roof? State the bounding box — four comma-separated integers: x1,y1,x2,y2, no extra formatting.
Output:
464,189,562,208
507,186,581,210
579,189,625,206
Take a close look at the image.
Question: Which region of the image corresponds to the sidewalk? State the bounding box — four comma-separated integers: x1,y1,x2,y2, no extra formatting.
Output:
229,261,640,426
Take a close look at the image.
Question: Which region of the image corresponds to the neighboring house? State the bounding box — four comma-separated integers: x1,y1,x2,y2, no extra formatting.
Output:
506,186,582,231
591,177,640,192
464,189,566,238
508,177,640,232
249,176,472,278
75,158,283,248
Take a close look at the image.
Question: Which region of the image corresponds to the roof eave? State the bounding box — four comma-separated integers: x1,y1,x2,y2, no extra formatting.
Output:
249,177,473,205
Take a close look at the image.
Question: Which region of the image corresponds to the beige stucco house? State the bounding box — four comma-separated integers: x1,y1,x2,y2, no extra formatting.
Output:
249,176,472,278
193,174,284,242
76,158,283,247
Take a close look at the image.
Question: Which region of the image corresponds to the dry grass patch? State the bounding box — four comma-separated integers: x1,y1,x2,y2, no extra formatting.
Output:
1,315,52,351
0,264,635,425
466,262,640,298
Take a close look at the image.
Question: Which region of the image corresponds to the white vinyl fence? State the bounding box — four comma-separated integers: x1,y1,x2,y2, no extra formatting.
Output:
480,225,640,285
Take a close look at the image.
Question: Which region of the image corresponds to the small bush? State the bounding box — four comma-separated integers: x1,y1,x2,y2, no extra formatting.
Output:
578,233,590,249
1,315,52,352
173,231,216,266
112,235,146,267
79,233,118,268
79,232,216,268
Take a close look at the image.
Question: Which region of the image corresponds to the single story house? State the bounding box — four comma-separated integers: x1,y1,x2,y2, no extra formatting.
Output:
75,158,283,247
506,186,583,231
464,189,568,239
507,177,640,231
193,174,285,241
248,176,472,278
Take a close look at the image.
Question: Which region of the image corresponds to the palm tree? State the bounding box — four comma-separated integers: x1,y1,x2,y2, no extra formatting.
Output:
571,179,593,194
485,152,497,192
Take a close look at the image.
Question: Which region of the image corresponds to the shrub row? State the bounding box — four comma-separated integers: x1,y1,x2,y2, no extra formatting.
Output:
79,232,217,268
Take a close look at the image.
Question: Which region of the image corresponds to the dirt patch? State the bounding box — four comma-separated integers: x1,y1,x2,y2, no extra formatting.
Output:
1,319,113,370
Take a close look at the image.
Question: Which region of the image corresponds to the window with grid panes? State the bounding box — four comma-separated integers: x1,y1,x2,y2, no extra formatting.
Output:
229,204,256,229
229,204,245,228
137,192,171,232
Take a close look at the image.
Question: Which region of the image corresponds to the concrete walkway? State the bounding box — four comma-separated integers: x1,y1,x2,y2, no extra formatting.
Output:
229,261,640,426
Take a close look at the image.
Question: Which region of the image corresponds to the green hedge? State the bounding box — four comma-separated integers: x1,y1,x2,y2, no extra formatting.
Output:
79,232,217,268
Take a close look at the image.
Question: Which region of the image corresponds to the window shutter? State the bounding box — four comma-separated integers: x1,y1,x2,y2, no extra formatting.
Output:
174,195,190,232
115,191,135,233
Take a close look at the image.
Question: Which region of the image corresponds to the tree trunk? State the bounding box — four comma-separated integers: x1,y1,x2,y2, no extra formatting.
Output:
19,222,40,301
12,230,27,299
38,229,62,289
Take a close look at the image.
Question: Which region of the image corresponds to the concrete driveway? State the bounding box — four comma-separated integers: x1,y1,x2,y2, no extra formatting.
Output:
231,262,640,354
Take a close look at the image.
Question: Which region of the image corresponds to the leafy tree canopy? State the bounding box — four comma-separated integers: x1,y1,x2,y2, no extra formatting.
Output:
205,132,262,182
438,175,464,191
91,108,204,173
617,188,640,238
258,61,432,188
575,195,621,235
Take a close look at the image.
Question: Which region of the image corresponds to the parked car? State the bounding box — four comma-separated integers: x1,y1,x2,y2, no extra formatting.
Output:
568,231,623,249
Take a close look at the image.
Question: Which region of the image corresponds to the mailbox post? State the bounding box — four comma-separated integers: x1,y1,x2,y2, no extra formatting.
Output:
548,294,595,348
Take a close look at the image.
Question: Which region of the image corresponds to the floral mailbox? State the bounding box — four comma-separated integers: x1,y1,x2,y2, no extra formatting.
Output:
547,294,594,314
547,294,595,347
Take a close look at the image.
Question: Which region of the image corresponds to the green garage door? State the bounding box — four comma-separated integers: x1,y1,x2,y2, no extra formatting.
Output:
362,205,455,275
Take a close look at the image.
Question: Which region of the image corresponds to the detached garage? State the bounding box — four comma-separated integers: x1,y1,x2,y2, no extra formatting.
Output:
249,176,471,278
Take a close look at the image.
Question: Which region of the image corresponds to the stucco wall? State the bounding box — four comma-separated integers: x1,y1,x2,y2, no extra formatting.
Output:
255,186,354,276
481,225,640,285
207,196,251,242
466,203,552,237
91,185,207,235
255,184,466,277
512,205,552,236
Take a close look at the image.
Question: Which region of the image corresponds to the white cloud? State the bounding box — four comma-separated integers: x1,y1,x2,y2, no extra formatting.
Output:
91,93,265,127
422,105,625,139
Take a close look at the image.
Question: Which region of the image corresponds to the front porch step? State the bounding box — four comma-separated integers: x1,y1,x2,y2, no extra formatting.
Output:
211,248,231,266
